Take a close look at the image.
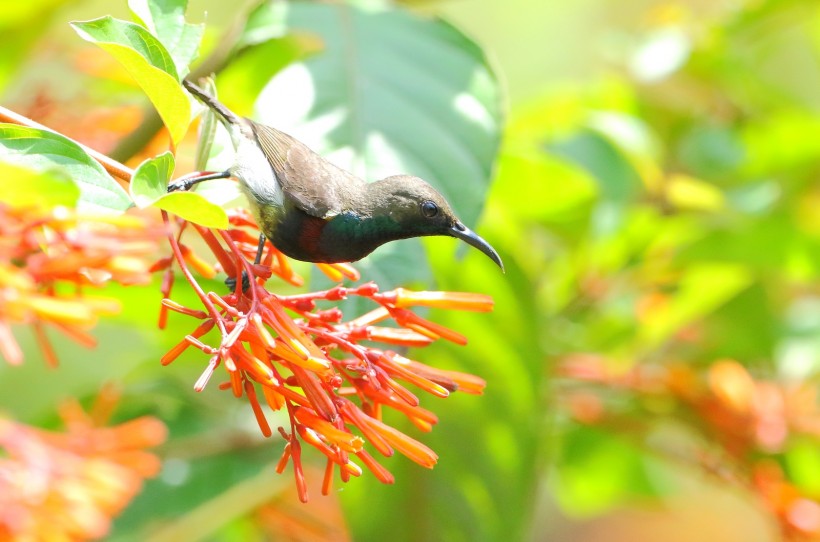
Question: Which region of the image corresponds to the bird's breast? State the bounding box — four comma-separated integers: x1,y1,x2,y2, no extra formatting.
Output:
230,135,284,209
267,210,382,264
268,207,332,262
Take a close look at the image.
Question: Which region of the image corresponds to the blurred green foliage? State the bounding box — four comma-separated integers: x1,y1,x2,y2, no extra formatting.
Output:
2,0,820,541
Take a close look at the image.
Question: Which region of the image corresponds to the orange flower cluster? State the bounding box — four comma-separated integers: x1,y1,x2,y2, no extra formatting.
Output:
0,204,158,366
557,355,820,540
159,211,490,501
0,387,167,541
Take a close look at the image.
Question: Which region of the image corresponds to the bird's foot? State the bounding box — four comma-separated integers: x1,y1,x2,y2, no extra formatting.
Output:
167,177,196,192
167,170,231,193
225,271,251,293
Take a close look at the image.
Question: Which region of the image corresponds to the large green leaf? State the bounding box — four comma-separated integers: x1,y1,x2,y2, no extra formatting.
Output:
128,0,203,78
71,16,191,145
112,451,287,541
130,152,228,229
340,224,540,541
237,1,503,290
0,123,131,213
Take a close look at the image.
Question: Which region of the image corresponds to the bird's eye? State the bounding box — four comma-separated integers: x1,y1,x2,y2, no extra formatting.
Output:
421,200,439,218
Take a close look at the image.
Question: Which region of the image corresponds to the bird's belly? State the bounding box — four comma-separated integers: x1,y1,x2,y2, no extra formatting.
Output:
269,210,334,263
266,209,377,263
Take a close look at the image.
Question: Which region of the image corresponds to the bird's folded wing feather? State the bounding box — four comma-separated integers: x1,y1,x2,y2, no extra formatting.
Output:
250,121,362,219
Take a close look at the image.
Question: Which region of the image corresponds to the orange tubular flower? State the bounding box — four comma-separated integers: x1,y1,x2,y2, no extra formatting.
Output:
157,212,494,499
0,188,494,500
383,288,494,312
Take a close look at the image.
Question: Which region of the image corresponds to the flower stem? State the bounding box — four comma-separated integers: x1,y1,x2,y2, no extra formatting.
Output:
0,105,134,183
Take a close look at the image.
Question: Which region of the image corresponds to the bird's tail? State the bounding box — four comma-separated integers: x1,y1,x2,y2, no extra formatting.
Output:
182,79,241,126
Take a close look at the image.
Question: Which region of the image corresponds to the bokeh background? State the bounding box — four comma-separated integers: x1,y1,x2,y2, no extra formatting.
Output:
2,0,820,540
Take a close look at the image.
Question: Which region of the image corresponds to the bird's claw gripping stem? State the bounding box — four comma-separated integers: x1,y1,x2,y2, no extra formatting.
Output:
167,170,231,193
225,271,251,293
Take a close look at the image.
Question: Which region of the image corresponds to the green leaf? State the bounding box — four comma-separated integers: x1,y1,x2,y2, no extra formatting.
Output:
215,36,317,118
0,162,79,210
152,191,228,229
553,427,657,517
128,0,203,78
678,124,745,181
493,149,597,223
71,16,191,145
239,2,503,290
130,151,175,206
548,129,643,206
665,174,725,212
71,16,178,78
786,438,820,495
192,77,219,171
130,152,228,229
112,456,288,542
0,123,131,213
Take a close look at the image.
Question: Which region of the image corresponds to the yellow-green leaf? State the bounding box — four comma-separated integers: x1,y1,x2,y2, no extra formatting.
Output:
71,16,190,145
152,191,229,229
0,162,79,210
666,174,725,212
130,151,175,207
128,0,203,78
129,152,228,229
0,123,130,213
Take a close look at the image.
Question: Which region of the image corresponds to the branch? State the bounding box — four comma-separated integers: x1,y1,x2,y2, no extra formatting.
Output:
0,104,134,184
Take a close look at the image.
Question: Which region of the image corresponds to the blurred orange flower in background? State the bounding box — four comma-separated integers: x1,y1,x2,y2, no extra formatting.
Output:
557,355,820,539
0,204,159,367
0,386,166,541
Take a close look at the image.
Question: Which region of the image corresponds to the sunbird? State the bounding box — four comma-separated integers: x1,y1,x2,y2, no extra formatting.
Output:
171,80,503,271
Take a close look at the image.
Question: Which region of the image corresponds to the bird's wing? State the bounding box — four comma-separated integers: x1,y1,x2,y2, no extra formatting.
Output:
250,121,362,219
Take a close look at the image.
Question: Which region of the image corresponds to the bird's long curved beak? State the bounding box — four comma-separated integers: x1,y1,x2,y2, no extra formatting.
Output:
449,222,504,272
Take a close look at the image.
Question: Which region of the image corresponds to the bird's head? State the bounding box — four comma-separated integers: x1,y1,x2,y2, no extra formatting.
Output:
365,175,504,271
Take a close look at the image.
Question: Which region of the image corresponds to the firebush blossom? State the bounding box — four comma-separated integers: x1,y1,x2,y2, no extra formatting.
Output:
157,207,491,501
0,153,493,503
0,204,158,366
0,192,493,505
0,387,167,541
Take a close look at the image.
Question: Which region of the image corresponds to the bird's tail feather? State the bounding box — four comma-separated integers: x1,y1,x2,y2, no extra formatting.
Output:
182,79,240,126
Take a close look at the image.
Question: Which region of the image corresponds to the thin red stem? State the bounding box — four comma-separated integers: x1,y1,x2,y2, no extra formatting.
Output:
218,229,261,318
193,225,238,277
162,211,228,338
